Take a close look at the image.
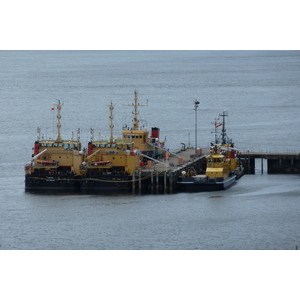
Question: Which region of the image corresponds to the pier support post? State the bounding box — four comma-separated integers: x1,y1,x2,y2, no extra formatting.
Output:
279,158,282,169
247,155,250,173
132,172,135,192
241,153,300,174
164,171,167,193
169,171,173,193
139,171,142,193
151,171,154,193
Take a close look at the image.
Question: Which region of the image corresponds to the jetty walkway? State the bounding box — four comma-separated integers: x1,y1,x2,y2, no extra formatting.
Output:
131,147,300,193
239,151,300,174
134,148,208,193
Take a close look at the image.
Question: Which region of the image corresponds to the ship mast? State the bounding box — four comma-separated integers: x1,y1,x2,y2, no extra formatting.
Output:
53,100,63,142
211,118,221,144
123,90,148,130
107,102,115,144
219,110,228,145
194,100,200,156
37,127,41,141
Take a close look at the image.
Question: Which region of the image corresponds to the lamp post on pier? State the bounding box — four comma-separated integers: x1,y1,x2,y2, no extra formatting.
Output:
194,100,200,156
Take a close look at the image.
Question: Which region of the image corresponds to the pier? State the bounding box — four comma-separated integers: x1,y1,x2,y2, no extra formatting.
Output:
133,148,208,193
131,148,300,193
240,151,300,174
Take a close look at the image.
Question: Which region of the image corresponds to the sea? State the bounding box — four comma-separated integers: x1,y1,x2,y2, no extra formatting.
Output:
0,50,300,251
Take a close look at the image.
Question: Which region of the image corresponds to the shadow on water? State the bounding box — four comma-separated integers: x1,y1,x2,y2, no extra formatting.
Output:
209,195,224,199
24,188,140,199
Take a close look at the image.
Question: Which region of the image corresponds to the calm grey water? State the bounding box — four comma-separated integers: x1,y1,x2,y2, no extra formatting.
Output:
1,50,299,250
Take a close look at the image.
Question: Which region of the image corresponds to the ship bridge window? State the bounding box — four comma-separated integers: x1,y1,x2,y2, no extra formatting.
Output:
53,143,59,147
111,144,116,148
213,158,223,163
63,143,69,150
69,144,74,150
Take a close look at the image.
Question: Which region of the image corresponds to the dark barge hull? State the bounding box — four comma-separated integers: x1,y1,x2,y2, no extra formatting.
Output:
79,176,133,193
177,175,236,193
25,175,133,193
25,175,81,192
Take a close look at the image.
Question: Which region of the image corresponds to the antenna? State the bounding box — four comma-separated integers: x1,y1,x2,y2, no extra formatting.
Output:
194,99,200,156
211,118,221,144
219,110,228,145
107,102,115,144
123,90,148,130
90,128,94,142
53,99,64,142
37,127,41,141
77,128,80,141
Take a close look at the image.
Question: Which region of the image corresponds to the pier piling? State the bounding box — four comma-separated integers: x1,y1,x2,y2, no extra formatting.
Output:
240,152,300,174
133,149,299,194
138,148,207,194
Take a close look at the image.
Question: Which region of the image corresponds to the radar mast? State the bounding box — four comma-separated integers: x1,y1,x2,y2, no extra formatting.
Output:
53,100,63,142
123,90,148,130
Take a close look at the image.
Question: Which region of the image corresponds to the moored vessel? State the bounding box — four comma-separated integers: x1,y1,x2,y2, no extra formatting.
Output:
25,101,85,191
177,111,243,192
25,96,243,194
122,90,166,159
80,102,141,192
